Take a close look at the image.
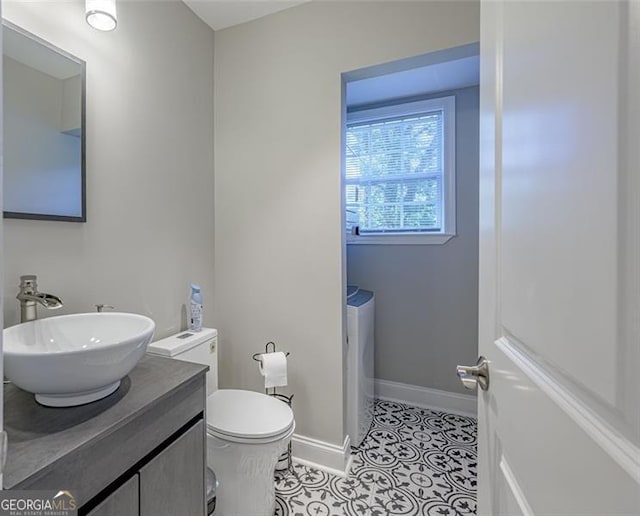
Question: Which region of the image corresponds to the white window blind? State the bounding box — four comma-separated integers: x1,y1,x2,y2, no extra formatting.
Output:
345,96,455,243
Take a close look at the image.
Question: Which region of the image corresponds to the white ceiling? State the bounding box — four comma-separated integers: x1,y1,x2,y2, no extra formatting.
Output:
183,0,308,31
346,55,480,108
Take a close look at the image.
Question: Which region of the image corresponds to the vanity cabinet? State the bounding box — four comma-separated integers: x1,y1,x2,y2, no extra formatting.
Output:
4,356,208,516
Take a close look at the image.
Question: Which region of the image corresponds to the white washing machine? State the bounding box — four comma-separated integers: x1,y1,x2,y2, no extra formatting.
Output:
346,285,375,448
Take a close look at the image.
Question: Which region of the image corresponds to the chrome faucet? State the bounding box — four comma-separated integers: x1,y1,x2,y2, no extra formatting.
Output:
16,275,63,323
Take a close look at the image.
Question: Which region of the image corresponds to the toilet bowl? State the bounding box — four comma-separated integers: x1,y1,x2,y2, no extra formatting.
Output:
147,329,294,516
207,389,294,516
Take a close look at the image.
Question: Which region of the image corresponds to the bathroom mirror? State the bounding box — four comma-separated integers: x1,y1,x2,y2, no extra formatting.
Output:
2,20,86,222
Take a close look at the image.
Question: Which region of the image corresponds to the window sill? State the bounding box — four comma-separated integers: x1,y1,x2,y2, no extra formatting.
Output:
346,233,456,246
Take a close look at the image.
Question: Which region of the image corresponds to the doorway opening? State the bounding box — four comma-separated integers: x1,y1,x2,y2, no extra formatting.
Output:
332,42,480,515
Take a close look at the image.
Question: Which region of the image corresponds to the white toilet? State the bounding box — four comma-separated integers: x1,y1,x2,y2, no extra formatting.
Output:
147,328,294,516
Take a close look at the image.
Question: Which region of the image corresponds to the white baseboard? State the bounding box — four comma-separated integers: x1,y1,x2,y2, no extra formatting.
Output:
291,433,352,477
375,378,477,417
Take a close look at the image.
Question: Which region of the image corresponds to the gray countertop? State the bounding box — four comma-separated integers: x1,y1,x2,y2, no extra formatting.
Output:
3,354,208,490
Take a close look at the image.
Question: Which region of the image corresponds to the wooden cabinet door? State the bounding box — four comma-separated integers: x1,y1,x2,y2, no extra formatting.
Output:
87,475,139,516
139,421,205,516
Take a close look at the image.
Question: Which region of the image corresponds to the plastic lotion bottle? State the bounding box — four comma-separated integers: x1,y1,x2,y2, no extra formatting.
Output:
189,284,203,332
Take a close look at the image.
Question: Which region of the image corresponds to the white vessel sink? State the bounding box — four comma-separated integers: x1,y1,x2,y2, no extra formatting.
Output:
4,312,155,407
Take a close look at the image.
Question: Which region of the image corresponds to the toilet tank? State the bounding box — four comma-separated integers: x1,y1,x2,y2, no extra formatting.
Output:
147,327,218,395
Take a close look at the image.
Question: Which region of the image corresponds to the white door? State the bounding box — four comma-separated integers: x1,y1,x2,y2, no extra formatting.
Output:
474,0,640,514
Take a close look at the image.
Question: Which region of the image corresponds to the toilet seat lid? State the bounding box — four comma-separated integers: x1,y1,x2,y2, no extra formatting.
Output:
206,389,294,441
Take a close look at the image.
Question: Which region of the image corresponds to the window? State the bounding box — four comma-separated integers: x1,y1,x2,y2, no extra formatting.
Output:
345,97,456,244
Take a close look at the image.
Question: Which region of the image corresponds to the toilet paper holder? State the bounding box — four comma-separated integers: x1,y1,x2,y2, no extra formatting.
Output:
252,341,290,366
252,341,293,472
252,341,292,399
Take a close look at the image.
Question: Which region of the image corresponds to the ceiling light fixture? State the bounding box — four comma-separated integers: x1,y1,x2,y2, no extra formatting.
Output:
86,0,117,31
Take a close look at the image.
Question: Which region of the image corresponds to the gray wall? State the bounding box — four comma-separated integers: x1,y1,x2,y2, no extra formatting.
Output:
3,1,215,338
347,86,479,395
214,1,479,448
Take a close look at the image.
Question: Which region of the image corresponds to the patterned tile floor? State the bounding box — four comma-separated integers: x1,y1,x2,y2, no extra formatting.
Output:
275,399,477,516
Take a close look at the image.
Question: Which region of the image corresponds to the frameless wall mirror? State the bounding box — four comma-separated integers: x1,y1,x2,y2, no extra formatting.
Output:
3,21,86,222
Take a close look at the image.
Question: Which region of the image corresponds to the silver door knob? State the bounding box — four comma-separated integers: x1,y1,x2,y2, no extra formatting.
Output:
456,356,490,391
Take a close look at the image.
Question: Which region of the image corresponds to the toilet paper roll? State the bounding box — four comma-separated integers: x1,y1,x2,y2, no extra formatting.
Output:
258,352,288,389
